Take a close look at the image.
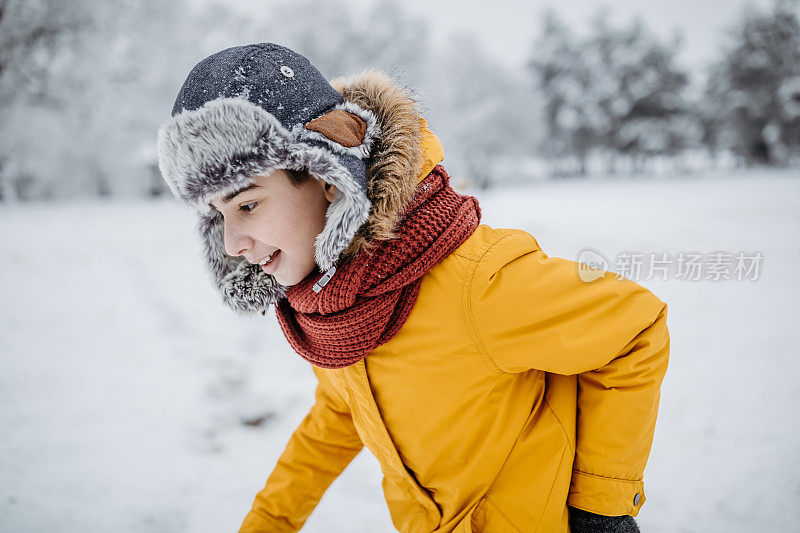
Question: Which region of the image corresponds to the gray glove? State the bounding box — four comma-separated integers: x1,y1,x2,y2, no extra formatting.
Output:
568,506,640,532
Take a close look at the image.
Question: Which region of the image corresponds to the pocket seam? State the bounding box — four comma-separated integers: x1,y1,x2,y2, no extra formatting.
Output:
534,441,571,533
482,496,522,533
544,396,575,454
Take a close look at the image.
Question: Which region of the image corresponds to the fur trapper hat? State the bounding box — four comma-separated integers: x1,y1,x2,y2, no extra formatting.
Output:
156,43,381,315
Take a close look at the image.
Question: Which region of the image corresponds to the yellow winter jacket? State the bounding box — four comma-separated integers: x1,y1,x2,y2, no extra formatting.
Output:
239,71,670,533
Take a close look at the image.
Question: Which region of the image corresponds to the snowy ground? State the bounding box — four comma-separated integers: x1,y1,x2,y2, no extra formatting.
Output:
1,169,798,532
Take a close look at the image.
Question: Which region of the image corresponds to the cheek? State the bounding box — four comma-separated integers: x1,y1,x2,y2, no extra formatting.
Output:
249,192,329,252
284,209,325,242
249,211,303,250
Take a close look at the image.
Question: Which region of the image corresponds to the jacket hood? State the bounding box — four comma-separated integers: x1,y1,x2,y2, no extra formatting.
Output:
159,66,444,315
330,69,444,261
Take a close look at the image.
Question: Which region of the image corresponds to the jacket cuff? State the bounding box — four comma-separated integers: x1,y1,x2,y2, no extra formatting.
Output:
568,469,646,517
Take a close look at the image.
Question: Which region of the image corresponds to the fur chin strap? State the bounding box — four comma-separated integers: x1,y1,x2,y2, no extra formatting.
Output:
199,210,288,315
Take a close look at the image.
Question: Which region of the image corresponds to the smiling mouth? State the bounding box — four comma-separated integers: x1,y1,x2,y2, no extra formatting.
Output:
258,249,281,266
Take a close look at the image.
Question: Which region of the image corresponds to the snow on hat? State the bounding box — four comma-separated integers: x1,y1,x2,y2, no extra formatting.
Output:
156,43,380,315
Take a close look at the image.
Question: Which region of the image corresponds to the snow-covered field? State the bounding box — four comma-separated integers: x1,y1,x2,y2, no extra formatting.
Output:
1,169,798,532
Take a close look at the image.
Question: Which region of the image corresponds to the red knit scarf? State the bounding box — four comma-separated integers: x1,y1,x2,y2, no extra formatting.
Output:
274,165,481,369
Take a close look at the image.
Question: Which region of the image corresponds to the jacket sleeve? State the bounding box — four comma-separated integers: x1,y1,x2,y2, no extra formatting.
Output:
239,366,364,532
468,230,670,517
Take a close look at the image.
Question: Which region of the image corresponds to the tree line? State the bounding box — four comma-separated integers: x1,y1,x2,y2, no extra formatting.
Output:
0,0,798,200
528,1,800,178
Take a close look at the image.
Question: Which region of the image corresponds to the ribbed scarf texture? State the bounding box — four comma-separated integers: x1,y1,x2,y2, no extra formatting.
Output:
275,165,481,368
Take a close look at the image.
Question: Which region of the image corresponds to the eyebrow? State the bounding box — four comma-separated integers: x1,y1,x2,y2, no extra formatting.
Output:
210,183,261,210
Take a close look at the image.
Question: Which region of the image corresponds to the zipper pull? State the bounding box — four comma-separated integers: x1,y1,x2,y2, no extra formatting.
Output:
313,265,337,293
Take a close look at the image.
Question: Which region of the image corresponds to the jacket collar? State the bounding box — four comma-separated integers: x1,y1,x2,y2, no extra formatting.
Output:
419,117,444,182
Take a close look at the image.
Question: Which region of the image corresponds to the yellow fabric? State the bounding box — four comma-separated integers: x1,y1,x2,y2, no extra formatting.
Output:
240,125,670,533
418,117,444,183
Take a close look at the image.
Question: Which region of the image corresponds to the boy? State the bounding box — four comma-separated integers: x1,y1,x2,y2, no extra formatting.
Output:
157,43,669,532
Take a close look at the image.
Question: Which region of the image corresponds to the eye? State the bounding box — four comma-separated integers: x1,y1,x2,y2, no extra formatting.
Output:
239,201,258,213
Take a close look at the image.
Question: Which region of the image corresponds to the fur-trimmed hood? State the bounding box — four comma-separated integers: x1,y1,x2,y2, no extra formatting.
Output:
331,70,445,261
158,63,444,315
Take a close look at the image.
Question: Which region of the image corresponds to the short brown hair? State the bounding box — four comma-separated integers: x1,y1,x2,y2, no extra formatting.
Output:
286,168,313,188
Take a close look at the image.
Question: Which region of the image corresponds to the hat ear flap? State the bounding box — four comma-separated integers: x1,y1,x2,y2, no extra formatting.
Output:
198,208,287,314
304,109,368,148
298,102,381,159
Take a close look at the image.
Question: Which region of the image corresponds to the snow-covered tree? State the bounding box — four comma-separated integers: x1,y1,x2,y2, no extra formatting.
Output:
423,31,541,189
0,0,87,107
591,15,694,168
527,9,695,176
0,0,260,200
0,0,90,199
527,10,593,175
702,0,800,165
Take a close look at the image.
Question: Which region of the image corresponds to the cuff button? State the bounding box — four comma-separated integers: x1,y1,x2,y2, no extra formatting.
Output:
633,493,641,506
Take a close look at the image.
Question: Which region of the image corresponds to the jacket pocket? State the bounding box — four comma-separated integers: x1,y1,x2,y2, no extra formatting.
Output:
459,497,521,533
382,474,441,532
479,402,572,532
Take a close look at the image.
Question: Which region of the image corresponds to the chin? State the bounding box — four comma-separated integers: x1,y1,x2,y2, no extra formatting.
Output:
275,260,317,288
275,272,299,287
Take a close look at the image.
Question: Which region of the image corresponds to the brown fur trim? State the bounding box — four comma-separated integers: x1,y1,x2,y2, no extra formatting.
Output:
329,69,424,261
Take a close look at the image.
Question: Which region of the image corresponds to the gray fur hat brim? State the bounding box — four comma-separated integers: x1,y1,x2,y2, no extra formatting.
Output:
156,97,379,315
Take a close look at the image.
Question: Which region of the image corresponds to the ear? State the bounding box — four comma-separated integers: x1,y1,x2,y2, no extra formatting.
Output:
323,181,338,202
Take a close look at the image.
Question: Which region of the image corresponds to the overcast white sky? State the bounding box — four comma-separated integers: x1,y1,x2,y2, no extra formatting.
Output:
199,0,778,81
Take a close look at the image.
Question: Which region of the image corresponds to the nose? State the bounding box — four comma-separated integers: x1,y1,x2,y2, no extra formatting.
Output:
222,218,254,258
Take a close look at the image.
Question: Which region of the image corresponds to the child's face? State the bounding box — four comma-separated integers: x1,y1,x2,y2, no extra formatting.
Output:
209,169,337,287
